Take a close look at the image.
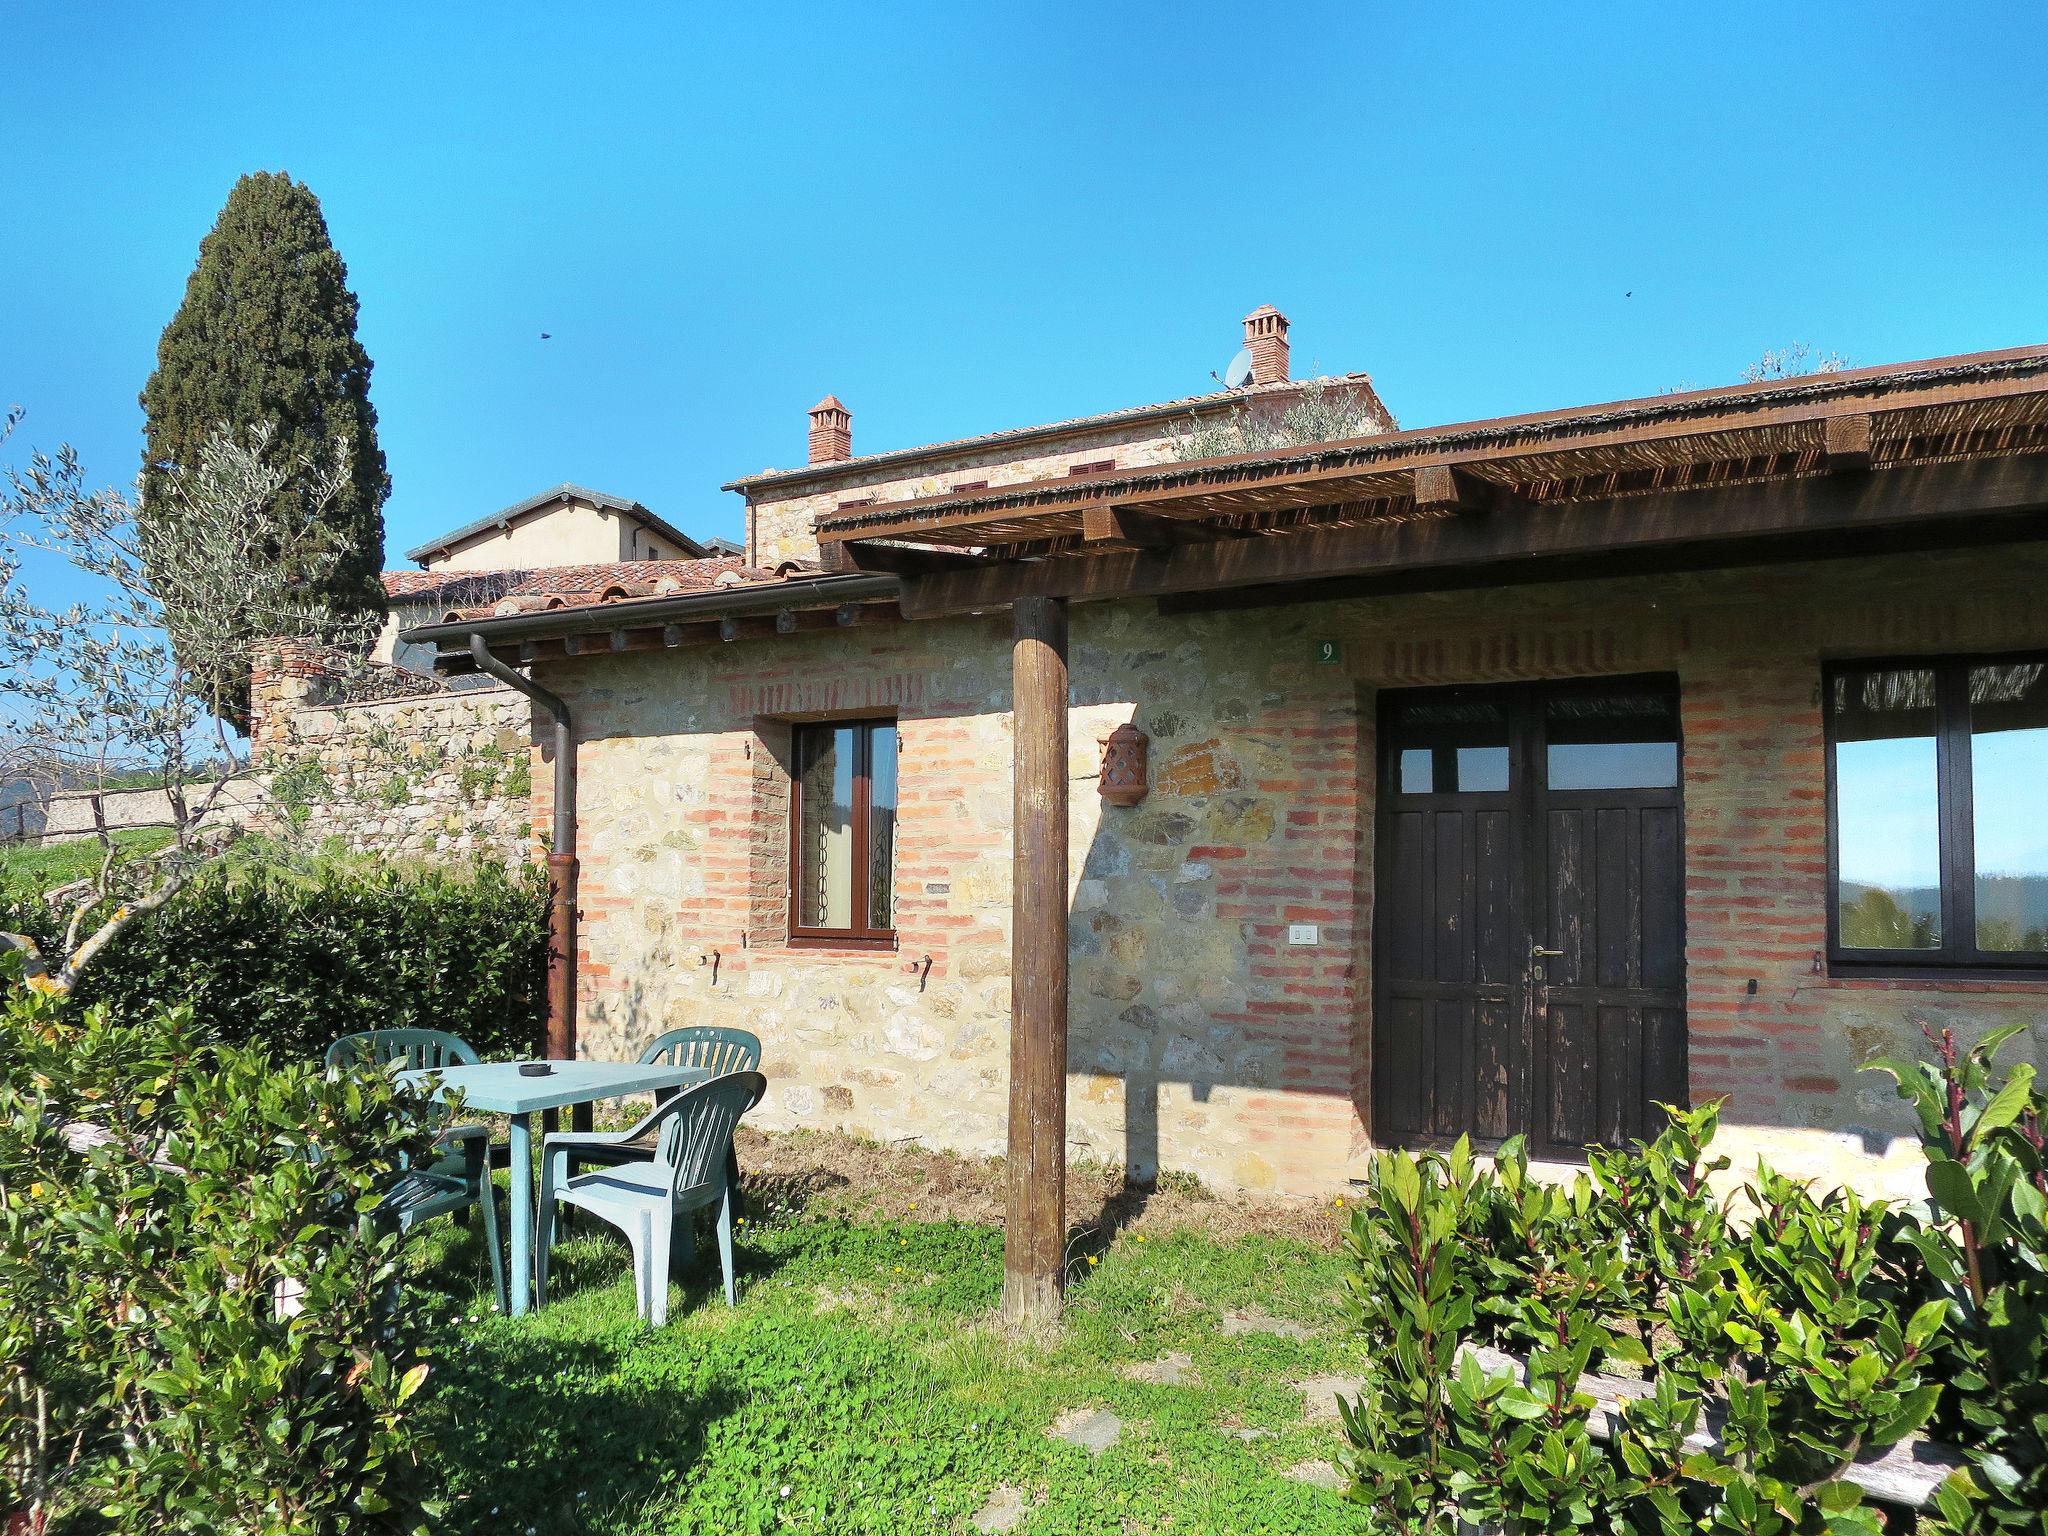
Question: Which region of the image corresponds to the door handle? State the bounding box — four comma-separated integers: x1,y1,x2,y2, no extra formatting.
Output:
1530,946,1564,958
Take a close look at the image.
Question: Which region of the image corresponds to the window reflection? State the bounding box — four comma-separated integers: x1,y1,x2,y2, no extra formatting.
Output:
1832,668,1941,950
1971,663,2048,952
796,725,856,930
1545,688,1678,790
868,723,898,930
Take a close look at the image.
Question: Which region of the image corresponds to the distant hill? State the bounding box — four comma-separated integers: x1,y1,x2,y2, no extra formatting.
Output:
1842,876,2048,951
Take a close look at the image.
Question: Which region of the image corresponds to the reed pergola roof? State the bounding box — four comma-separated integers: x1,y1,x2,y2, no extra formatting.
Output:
812,346,2048,616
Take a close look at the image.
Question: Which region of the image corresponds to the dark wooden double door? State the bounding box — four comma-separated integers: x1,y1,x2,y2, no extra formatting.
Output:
1373,675,1687,1159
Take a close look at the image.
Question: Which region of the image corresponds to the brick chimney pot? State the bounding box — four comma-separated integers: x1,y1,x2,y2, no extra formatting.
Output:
1243,305,1290,386
808,395,852,464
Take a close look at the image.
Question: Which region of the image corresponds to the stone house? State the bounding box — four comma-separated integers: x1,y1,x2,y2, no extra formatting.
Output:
400,307,2048,1225
374,484,746,673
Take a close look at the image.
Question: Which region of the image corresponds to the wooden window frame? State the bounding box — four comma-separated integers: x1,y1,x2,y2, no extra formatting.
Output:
787,717,899,950
1824,650,2048,974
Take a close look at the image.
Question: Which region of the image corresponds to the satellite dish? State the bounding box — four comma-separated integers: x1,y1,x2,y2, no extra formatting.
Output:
1222,348,1255,389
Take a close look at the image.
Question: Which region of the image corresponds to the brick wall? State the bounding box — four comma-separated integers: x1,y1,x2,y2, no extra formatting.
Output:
544,542,2048,1200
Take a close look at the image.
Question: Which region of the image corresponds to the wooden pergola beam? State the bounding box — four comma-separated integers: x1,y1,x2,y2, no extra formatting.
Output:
818,540,994,576
1081,504,1230,548
1004,595,1069,1326
897,454,2048,619
1823,412,1875,470
1412,463,1517,513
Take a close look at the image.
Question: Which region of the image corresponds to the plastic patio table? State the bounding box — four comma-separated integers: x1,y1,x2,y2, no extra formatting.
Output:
397,1059,710,1315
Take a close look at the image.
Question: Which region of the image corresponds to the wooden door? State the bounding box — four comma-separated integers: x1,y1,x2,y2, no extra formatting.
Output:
1373,676,1687,1158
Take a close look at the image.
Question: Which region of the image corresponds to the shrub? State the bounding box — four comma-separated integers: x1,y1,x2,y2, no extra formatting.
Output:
1869,1023,2048,1533
1339,1030,2046,1535
0,959,447,1532
0,859,545,1061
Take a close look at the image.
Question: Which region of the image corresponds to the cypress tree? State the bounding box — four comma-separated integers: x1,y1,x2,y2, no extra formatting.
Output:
139,171,389,727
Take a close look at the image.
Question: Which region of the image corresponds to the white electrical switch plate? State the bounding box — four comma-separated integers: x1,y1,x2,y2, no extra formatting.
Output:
1288,922,1319,946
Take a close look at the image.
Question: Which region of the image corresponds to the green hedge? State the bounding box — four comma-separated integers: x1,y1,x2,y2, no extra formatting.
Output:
1340,1028,2047,1535
0,860,547,1061
1,963,447,1532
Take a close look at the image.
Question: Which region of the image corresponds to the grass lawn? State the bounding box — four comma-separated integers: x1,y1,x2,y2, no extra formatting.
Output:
0,826,172,890
413,1143,1368,1535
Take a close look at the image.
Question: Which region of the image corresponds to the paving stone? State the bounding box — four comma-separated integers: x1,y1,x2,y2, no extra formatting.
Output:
1219,1307,1314,1340
1222,1423,1275,1442
1118,1350,1197,1386
1283,1459,1347,1492
972,1484,1030,1533
1292,1374,1368,1423
1046,1405,1124,1457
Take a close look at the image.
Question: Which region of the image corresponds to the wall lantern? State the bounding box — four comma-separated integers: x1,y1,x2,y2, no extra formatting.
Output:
1099,722,1149,806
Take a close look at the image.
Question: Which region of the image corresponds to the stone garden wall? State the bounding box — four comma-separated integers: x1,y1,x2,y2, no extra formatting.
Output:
248,641,538,866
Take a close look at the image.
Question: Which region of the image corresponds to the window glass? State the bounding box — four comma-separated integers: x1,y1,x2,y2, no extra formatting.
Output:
867,724,898,930
1389,696,1510,794
1831,667,1942,950
1970,662,2048,953
795,724,856,930
1545,687,1678,790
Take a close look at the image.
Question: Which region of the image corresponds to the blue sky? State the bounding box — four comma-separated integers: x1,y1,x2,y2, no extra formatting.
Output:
5,1,2046,575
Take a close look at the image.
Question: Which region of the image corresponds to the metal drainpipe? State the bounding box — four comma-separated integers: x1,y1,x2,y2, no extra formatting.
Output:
470,634,578,1061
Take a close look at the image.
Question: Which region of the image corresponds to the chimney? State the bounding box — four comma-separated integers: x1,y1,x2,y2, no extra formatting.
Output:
1243,305,1290,385
808,395,851,464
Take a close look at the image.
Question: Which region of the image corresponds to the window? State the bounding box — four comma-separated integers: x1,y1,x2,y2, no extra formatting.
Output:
1545,686,1680,790
790,719,898,945
1387,692,1511,794
1827,654,2048,968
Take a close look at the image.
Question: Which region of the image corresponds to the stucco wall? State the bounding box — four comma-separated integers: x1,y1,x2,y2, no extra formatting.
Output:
425,500,649,572
544,543,2048,1201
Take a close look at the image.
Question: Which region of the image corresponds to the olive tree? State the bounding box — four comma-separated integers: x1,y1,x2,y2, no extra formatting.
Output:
1165,376,1388,461
0,415,374,990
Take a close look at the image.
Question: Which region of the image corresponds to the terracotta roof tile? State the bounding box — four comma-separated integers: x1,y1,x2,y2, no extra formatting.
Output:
386,556,822,623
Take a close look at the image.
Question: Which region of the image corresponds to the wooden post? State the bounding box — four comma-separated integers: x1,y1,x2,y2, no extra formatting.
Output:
1004,595,1069,1325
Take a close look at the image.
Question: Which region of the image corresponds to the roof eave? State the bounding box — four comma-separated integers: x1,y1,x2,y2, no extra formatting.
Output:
396,572,903,653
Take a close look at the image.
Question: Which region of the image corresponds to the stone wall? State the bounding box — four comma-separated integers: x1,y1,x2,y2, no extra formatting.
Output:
545,602,1363,1195
248,641,539,865
543,542,2048,1202
748,424,1191,568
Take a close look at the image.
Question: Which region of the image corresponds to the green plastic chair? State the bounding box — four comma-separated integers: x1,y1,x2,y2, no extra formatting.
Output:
369,1154,507,1313
325,1027,481,1074
326,1028,507,1312
553,1028,762,1214
640,1026,762,1080
537,1070,766,1324
324,1028,492,1157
